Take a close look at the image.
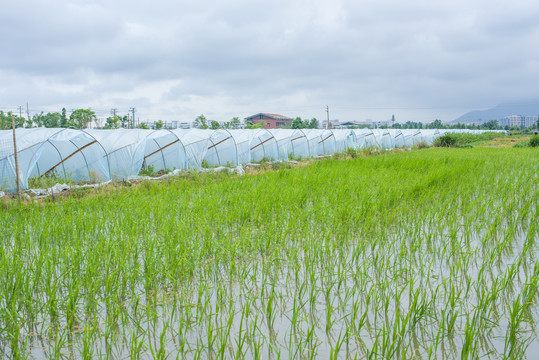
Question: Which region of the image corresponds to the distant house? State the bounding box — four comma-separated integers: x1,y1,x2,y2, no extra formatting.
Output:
244,113,293,129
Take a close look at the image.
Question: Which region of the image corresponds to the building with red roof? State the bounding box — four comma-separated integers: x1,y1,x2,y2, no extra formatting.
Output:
244,113,293,129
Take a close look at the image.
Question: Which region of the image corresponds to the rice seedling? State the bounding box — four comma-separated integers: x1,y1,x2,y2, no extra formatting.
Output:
0,147,537,358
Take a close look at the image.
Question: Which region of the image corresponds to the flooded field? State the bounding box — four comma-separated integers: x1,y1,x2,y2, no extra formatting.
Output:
1,147,538,359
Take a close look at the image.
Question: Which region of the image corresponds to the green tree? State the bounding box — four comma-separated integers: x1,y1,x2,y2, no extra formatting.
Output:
24,116,34,128
291,117,306,129
194,114,208,129
121,115,129,128
308,118,319,129
31,112,45,127
138,123,149,129
60,108,69,127
69,109,96,129
0,111,25,129
154,120,164,130
41,112,62,128
247,121,264,129
104,115,122,129
210,120,221,130
230,117,241,129
0,111,10,129
427,119,444,129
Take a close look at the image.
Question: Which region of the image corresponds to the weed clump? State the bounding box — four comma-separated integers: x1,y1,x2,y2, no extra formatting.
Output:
433,134,457,147
412,141,429,150
434,132,502,148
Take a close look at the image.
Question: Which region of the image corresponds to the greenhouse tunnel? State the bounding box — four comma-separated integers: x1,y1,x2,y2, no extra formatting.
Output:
300,129,322,157
270,129,310,160
404,129,422,147
247,129,279,163
388,129,405,148
334,129,356,152
203,129,238,167
169,129,211,169
142,130,186,173
28,129,110,183
356,129,380,149
373,129,393,149
420,129,440,145
353,129,367,149
0,128,508,193
86,129,149,180
316,129,337,156
1,129,58,192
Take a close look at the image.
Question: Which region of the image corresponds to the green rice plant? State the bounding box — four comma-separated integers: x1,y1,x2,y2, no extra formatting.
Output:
0,147,538,358
27,171,73,188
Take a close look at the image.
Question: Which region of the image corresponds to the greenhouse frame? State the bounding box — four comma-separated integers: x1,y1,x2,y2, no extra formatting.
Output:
0,128,506,192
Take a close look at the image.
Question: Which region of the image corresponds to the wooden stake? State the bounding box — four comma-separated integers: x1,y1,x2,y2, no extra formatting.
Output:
12,114,20,199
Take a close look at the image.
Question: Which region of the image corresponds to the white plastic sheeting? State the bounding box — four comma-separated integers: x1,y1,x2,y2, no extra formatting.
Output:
269,129,310,160
0,128,506,192
1,128,109,190
372,129,393,149
226,129,280,164
203,129,237,167
311,129,337,156
169,129,211,169
85,129,148,180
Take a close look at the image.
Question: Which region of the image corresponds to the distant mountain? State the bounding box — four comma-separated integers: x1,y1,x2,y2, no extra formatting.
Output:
452,100,539,124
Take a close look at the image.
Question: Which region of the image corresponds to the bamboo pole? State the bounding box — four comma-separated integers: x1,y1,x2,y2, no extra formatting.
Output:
11,114,20,199
250,136,275,151
41,140,98,178
144,139,180,160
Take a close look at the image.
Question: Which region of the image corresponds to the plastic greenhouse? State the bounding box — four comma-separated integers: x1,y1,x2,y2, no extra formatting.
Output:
334,130,357,152
306,129,336,156
1,128,110,190
403,129,422,147
227,129,280,164
372,129,393,149
269,129,311,160
0,128,506,193
388,129,405,148
203,130,238,167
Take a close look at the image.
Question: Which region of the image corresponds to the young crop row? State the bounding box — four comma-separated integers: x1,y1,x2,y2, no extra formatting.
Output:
0,147,538,359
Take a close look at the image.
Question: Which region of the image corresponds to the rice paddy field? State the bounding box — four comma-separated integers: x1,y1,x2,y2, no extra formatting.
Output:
1,147,538,359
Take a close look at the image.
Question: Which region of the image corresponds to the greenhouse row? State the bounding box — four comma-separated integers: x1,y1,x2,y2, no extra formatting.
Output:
0,128,505,192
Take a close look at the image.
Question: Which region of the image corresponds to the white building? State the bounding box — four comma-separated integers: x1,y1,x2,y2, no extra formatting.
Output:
505,115,523,128
524,116,538,128
502,115,538,128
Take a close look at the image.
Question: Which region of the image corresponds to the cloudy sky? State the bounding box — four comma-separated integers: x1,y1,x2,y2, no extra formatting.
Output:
1,0,539,124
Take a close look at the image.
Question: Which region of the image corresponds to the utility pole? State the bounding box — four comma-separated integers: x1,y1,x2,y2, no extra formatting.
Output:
17,105,23,120
326,105,330,129
129,107,136,129
26,103,31,126
111,108,117,117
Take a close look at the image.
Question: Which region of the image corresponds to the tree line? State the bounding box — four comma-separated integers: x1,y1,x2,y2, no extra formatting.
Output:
385,119,539,131
5,108,535,132
0,108,98,130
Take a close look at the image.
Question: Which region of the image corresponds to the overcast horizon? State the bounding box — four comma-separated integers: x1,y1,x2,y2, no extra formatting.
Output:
2,0,539,124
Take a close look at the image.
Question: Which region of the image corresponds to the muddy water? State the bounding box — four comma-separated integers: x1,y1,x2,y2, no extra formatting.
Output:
9,223,539,360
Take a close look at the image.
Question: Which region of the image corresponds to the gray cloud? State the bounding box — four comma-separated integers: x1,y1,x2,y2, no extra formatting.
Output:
2,0,539,123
